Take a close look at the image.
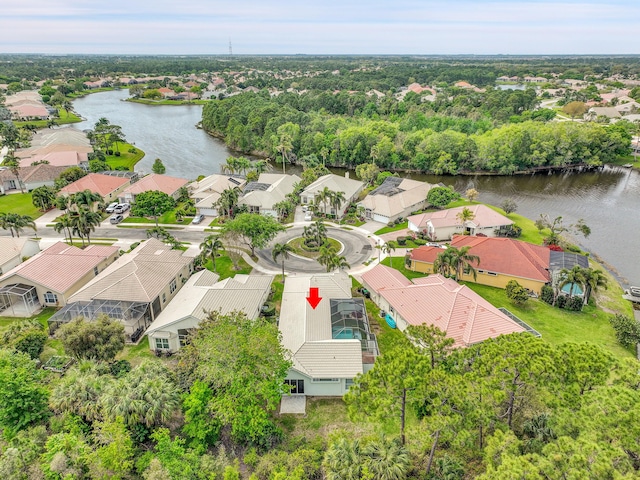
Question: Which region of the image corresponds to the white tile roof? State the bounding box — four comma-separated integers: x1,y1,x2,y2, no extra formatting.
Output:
239,173,300,209
358,178,432,218
0,238,32,267
145,270,273,334
301,174,364,201
279,272,362,378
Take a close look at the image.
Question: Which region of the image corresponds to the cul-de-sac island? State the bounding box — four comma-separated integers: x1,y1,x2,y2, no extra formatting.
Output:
1,55,640,479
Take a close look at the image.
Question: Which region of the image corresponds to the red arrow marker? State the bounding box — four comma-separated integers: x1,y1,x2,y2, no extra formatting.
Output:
306,287,322,309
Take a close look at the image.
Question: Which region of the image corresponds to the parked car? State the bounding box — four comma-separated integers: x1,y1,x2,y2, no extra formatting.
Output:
191,214,205,225
105,202,118,213
109,214,124,224
301,205,308,212
114,203,130,214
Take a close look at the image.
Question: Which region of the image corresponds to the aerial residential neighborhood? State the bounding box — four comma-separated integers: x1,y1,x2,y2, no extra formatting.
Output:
1,53,640,478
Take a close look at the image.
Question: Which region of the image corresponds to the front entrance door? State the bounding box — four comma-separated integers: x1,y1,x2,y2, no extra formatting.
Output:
284,379,305,394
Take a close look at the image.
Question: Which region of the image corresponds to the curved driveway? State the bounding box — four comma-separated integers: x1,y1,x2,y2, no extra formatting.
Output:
257,226,376,273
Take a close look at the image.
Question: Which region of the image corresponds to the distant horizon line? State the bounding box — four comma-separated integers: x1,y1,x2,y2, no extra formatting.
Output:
2,52,640,58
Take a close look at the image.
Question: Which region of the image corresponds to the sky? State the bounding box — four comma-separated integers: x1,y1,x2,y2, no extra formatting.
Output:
2,0,640,55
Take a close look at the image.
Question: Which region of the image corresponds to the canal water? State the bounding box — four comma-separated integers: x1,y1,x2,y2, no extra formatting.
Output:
72,90,640,288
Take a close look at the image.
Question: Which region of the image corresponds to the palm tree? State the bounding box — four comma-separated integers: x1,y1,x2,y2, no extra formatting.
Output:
221,156,240,174
215,187,240,218
272,242,294,279
558,265,587,300
235,156,252,176
318,244,350,272
252,159,271,175
433,248,454,277
70,206,102,245
315,186,333,217
54,213,74,243
31,185,57,211
276,132,293,174
2,213,36,238
56,194,74,213
448,245,481,281
381,241,396,268
456,206,476,231
72,189,103,211
3,152,24,193
323,437,363,480
582,268,608,305
362,436,411,480
273,200,293,222
330,190,347,219
199,234,225,273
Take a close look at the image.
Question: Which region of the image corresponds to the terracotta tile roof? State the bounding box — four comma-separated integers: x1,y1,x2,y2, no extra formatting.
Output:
408,246,442,264
365,265,525,347
60,173,129,197
122,174,188,196
451,236,550,282
0,242,119,294
18,151,88,169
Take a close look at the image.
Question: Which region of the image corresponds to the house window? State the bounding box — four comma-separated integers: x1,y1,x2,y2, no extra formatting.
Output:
478,269,486,274
312,378,339,383
178,329,192,347
345,379,355,389
284,379,305,394
155,338,170,350
487,272,498,277
162,293,167,303
94,266,99,276
169,279,177,294
43,291,58,304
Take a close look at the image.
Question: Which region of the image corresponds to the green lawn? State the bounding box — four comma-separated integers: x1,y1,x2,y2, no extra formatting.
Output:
105,143,145,171
204,254,252,279
374,221,409,235
380,256,427,280
464,282,633,359
0,192,42,218
287,237,341,259
117,337,155,366
14,109,82,129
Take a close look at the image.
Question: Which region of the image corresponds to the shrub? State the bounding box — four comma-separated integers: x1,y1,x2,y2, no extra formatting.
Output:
413,238,426,245
610,314,640,348
565,296,584,311
540,285,554,305
505,280,529,305
396,236,407,246
114,151,121,157
556,295,567,309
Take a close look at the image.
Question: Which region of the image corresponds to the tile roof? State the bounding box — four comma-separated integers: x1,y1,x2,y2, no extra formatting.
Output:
18,151,88,169
408,205,513,231
0,164,68,183
59,173,129,197
0,242,119,294
366,265,525,347
302,174,364,201
122,174,188,196
411,236,551,282
0,238,36,267
279,272,362,378
239,173,301,209
145,271,273,334
68,239,192,303
191,174,247,209
358,178,432,218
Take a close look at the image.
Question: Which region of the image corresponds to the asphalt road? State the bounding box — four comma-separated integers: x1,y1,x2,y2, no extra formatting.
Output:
256,226,375,273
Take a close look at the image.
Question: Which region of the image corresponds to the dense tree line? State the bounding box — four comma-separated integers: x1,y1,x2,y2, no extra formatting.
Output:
202,92,631,174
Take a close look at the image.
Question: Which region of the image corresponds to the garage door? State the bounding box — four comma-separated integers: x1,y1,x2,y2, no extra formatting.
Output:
373,213,389,224
199,208,217,217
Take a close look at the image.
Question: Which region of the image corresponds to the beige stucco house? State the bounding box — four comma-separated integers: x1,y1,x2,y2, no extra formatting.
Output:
358,177,432,224
300,174,364,219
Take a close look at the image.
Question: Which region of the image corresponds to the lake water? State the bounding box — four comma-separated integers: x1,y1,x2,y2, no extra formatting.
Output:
72,90,640,288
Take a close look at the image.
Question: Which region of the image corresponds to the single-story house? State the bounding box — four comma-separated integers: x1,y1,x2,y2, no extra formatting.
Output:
7,104,50,121
18,150,90,170
300,174,364,219
408,205,514,241
585,107,621,121
0,238,41,275
0,164,68,194
119,173,189,204
145,270,273,352
279,272,378,396
358,177,432,224
0,242,119,316
361,264,530,347
190,174,247,217
49,239,195,343
59,173,131,203
239,173,301,217
409,235,554,294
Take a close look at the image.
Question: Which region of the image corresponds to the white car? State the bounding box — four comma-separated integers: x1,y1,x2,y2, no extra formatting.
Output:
105,202,118,213
114,203,130,214
304,212,313,221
